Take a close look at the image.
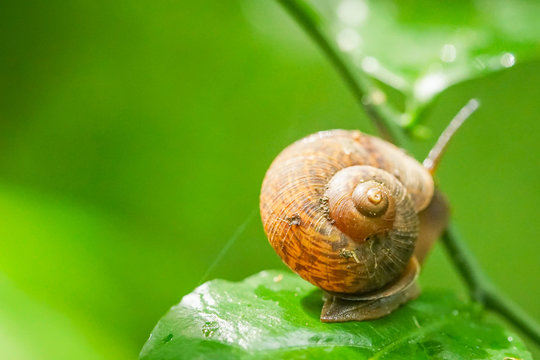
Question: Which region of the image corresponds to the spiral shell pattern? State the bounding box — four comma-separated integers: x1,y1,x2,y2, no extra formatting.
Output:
260,130,434,294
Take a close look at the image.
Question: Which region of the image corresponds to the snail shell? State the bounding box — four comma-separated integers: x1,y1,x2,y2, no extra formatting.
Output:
260,130,434,295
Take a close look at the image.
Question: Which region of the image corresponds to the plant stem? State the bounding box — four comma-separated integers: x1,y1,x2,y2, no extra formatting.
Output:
442,224,540,346
440,224,490,302
277,0,406,146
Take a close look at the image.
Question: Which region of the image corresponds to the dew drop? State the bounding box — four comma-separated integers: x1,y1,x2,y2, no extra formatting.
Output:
361,56,379,73
337,0,369,26
369,89,386,105
337,28,361,52
500,52,516,68
414,73,447,101
440,44,457,63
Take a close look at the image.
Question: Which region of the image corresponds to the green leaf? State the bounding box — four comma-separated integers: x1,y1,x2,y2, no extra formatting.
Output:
140,270,530,359
278,0,540,122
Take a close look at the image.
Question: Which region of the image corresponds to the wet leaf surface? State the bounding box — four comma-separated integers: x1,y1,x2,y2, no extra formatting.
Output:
140,270,530,359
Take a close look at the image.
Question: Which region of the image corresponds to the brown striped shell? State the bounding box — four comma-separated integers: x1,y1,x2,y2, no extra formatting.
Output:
260,130,434,295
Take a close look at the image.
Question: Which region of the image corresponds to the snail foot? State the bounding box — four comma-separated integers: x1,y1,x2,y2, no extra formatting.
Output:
320,282,420,322
320,257,420,322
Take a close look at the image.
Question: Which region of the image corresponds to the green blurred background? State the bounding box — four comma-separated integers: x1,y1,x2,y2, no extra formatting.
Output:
0,1,538,359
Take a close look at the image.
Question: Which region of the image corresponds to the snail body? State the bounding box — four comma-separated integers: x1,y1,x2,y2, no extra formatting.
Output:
260,129,435,320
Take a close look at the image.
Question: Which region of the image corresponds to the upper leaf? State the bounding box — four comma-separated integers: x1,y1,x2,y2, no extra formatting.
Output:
282,0,540,121
140,270,530,359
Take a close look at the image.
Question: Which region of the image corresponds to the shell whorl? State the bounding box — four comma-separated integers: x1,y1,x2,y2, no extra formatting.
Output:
260,130,434,294
325,166,400,242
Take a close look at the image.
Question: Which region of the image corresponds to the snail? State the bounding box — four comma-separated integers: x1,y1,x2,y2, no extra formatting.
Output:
259,100,478,322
